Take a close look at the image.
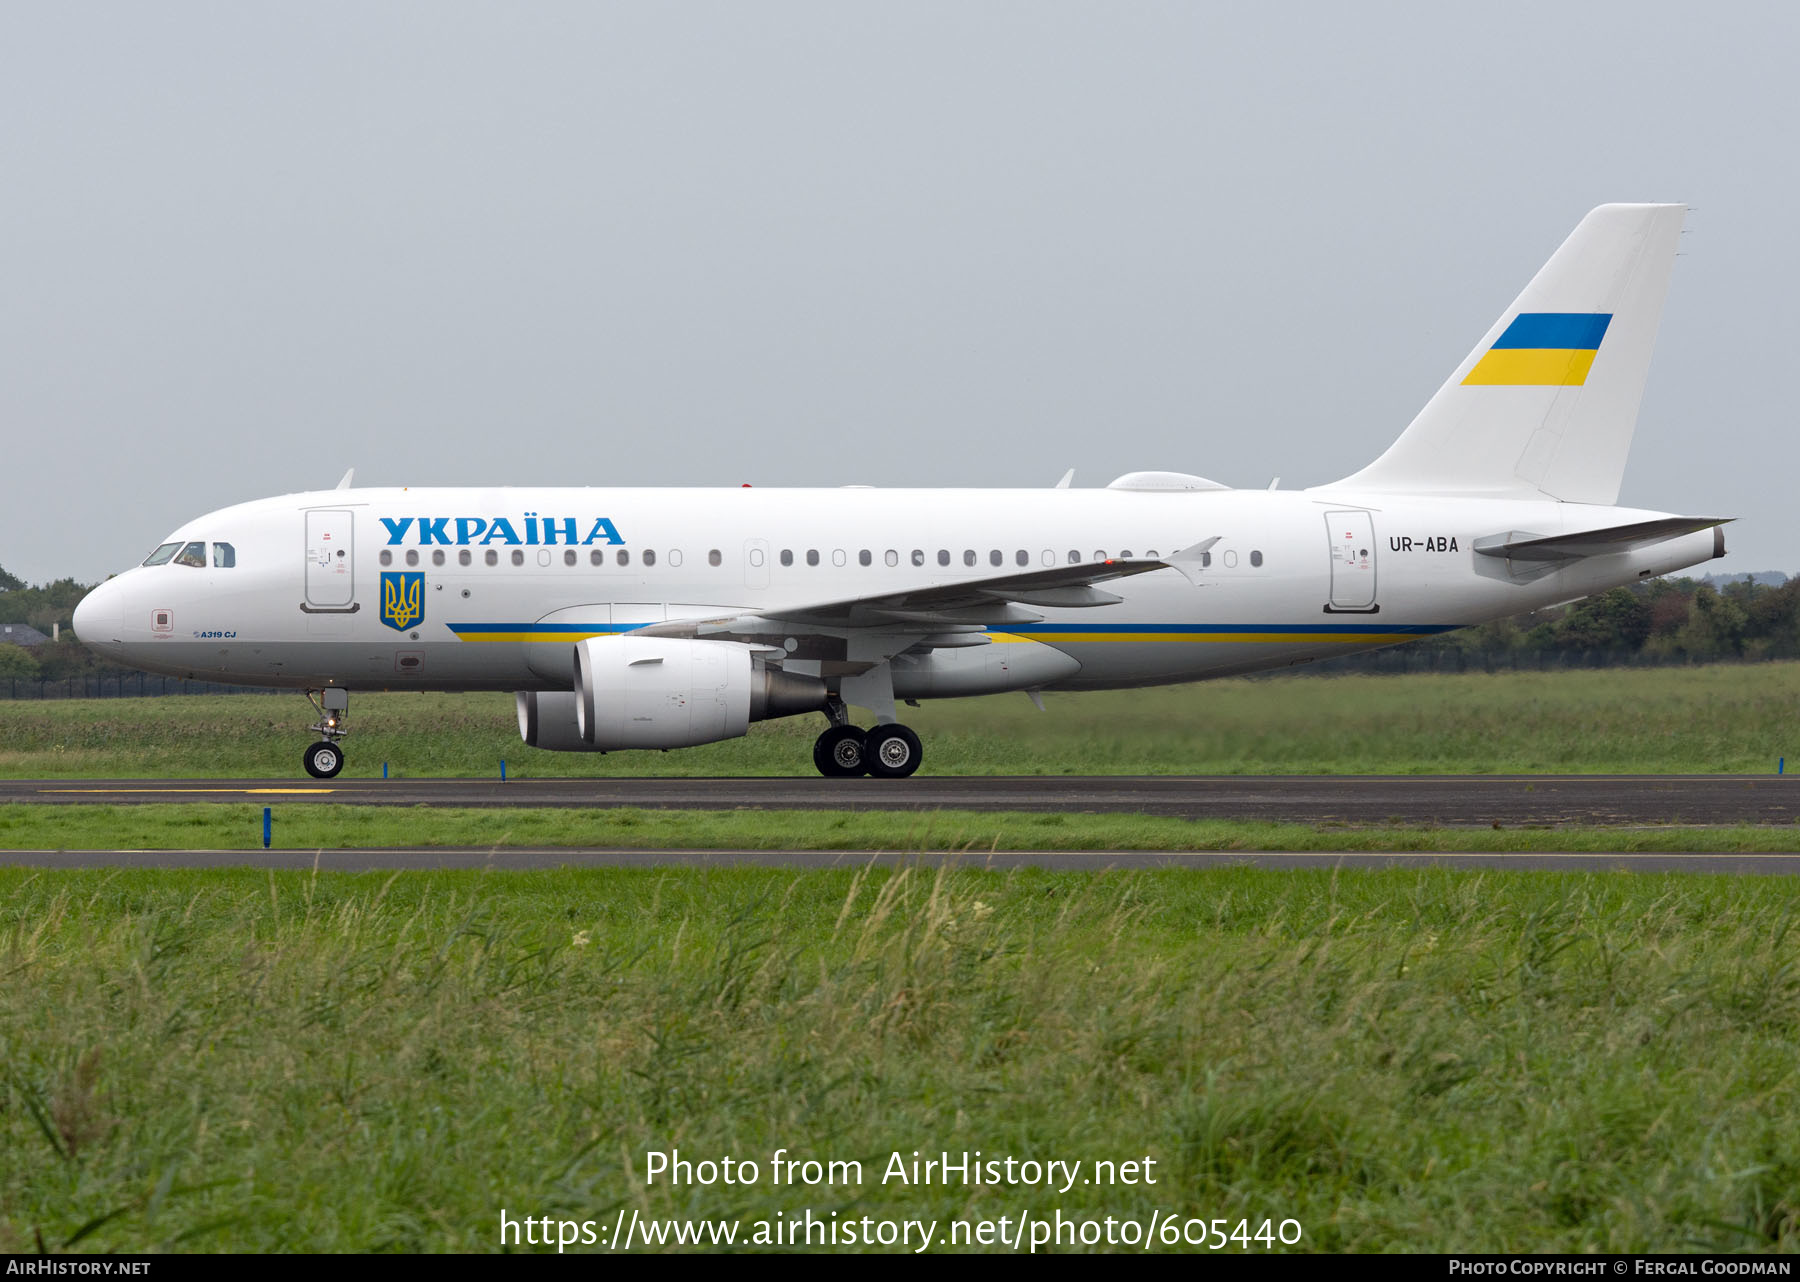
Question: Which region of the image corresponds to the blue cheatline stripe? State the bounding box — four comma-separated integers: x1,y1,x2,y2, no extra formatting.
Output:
1002,623,1456,636
1490,312,1612,350
449,621,1457,638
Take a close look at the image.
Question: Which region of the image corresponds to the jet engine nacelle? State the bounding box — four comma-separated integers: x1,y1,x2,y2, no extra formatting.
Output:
518,637,828,751
576,635,752,749
515,691,592,751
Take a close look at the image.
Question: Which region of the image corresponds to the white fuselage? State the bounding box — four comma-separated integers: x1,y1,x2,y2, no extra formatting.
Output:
74,484,1720,698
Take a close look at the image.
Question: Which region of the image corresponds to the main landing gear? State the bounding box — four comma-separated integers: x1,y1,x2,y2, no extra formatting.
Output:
303,688,349,779
811,698,922,779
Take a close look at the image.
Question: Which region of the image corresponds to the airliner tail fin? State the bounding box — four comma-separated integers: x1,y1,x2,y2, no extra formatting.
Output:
1334,203,1686,504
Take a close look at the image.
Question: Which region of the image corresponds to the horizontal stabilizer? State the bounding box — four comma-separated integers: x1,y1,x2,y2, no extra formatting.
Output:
1473,516,1729,563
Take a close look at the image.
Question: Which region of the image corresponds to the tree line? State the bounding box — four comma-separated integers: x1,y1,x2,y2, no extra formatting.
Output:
0,563,1794,686
0,568,93,681
1319,574,1799,674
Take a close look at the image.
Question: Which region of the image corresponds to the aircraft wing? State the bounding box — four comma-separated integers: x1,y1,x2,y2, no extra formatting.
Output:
638,538,1217,641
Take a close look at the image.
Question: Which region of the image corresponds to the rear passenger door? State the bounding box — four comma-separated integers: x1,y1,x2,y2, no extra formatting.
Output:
1324,510,1377,612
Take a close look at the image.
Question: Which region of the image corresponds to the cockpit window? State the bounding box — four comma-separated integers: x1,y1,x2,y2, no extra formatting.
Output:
142,542,180,566
174,541,207,568
213,542,236,568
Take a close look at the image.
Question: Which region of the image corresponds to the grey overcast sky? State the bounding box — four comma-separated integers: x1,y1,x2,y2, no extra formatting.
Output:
2,2,1795,585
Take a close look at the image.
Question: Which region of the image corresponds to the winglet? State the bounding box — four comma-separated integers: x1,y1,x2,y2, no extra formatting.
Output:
335,468,355,491
1161,537,1220,586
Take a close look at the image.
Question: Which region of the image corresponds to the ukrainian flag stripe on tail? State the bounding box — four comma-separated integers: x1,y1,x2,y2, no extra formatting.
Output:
1462,311,1612,386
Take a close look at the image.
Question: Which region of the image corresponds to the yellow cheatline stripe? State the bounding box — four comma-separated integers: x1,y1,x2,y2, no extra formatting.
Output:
1461,348,1596,386
989,632,1427,645
39,788,335,795
453,631,610,644
464,629,1418,646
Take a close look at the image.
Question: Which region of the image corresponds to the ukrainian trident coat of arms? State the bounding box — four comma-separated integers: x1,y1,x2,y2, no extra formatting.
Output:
379,571,424,631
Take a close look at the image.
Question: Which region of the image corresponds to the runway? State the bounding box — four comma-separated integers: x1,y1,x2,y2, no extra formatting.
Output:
7,774,1800,826
4,847,1800,873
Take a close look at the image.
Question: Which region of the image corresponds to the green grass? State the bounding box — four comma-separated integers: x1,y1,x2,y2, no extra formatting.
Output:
4,661,1799,778
4,866,1799,1252
5,803,1800,853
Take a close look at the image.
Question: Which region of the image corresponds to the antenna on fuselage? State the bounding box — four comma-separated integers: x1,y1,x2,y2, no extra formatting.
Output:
335,468,355,490
1054,469,1074,489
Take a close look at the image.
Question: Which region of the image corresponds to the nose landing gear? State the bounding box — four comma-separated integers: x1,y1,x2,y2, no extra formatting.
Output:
303,688,349,779
303,740,344,779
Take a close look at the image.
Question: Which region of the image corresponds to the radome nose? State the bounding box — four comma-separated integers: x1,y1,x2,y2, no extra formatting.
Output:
72,579,122,646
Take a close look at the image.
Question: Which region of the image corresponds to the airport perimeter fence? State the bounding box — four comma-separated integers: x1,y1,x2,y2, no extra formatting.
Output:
1306,646,1734,676
2,674,285,700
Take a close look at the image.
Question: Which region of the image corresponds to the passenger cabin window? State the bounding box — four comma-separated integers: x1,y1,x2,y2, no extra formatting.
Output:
780,549,794,567
212,543,236,568
709,549,722,567
885,550,898,567
405,549,419,567
643,549,656,567
806,549,819,566
832,549,845,567
858,549,871,567
485,549,498,566
669,549,682,567
616,549,630,566
590,549,603,565
460,550,472,567
938,550,950,566
379,549,393,566
143,542,180,567
1250,550,1264,567
511,549,525,566
989,550,1002,566
911,549,924,566
1016,550,1028,566
564,549,577,566
174,541,207,568
432,549,445,566
1068,551,1080,564
963,549,976,566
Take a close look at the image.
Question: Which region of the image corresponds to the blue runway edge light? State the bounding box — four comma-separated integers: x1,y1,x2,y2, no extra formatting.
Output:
263,806,271,850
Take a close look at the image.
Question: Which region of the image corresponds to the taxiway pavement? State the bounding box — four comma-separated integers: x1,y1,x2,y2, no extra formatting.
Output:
6,774,1797,826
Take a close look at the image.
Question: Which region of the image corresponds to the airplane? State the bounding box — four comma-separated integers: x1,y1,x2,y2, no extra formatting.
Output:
73,203,1726,780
